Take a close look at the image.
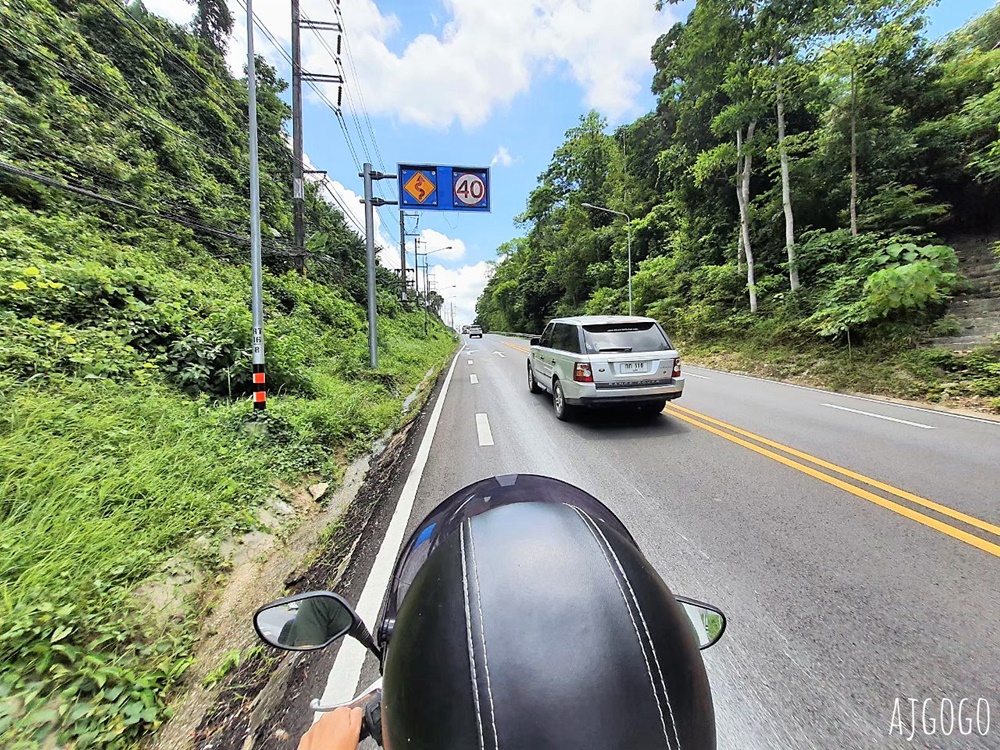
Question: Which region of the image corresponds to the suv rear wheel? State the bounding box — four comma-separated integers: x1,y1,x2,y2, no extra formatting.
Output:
552,379,575,421
637,399,667,419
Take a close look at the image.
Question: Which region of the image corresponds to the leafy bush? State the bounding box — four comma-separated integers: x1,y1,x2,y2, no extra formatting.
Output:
806,240,959,337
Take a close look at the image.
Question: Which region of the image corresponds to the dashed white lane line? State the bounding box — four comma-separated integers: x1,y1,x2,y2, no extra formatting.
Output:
470,374,479,384
493,351,505,357
821,403,935,430
468,359,474,365
476,413,495,446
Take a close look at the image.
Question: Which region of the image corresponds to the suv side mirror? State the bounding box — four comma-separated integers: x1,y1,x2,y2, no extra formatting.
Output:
530,337,540,346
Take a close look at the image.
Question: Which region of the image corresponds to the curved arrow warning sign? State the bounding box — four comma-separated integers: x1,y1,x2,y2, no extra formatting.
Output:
403,171,436,204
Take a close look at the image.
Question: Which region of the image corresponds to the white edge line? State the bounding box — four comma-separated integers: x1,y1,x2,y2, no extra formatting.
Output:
475,412,495,447
685,366,1000,426
821,403,935,430
316,350,462,717
684,372,710,380
470,373,479,384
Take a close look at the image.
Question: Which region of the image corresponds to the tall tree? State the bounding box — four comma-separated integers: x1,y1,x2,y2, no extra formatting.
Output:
185,0,233,54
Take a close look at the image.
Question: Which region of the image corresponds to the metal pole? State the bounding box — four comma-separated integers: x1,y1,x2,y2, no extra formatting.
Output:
413,238,420,304
627,224,633,316
291,0,305,275
247,0,266,410
399,211,407,301
423,253,429,337
361,163,378,368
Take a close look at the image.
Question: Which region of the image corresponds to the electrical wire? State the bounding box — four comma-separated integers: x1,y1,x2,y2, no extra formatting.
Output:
233,0,399,250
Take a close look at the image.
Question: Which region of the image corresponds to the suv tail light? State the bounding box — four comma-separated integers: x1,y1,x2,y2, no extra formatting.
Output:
672,358,681,378
573,362,594,383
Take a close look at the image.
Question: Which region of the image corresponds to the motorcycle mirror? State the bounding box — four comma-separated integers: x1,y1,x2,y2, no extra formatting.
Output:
676,596,727,650
253,591,381,659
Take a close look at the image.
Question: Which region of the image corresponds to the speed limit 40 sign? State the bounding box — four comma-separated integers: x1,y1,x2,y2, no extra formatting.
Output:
398,164,490,212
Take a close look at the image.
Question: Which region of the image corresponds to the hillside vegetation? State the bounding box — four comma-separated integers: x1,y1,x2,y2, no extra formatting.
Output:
0,1,453,747
477,0,1000,411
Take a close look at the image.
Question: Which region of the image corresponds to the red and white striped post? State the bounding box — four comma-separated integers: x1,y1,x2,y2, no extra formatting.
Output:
247,0,266,410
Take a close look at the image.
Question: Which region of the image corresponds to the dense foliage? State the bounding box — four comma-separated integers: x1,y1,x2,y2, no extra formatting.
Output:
477,0,1000,365
0,1,453,746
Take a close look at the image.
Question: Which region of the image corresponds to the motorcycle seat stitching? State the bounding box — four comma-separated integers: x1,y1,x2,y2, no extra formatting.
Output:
586,512,682,750
567,505,673,749
460,521,487,750
468,519,500,750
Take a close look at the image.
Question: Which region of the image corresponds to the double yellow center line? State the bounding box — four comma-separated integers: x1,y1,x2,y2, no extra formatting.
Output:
502,338,999,558
667,404,1000,559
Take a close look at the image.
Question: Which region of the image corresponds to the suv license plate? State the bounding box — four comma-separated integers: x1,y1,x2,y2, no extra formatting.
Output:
618,362,649,374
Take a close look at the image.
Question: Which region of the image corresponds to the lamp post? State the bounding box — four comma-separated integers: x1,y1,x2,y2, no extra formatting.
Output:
582,202,632,315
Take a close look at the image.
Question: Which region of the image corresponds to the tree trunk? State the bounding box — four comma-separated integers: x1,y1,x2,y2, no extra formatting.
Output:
774,47,799,291
737,122,758,313
849,63,859,237
735,131,744,273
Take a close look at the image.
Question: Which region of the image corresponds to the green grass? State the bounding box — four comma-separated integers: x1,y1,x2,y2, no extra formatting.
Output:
681,331,1000,413
0,199,457,747
0,323,454,747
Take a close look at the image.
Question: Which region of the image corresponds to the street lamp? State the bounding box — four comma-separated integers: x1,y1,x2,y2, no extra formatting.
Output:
414,242,454,337
581,202,632,315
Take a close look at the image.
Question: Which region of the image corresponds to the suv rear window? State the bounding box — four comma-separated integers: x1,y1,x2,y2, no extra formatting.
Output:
582,322,671,353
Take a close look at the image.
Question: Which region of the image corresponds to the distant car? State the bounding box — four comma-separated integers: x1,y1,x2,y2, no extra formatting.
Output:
462,325,470,334
527,315,683,421
468,325,483,338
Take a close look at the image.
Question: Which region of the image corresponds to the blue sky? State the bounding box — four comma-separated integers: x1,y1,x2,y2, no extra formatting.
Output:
146,0,997,326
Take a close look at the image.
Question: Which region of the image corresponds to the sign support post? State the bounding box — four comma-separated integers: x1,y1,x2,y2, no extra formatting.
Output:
359,164,398,369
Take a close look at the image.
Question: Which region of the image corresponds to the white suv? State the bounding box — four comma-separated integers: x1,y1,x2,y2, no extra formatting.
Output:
527,316,684,420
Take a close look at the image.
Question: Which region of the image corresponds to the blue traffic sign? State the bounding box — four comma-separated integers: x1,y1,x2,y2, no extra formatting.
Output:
398,164,490,212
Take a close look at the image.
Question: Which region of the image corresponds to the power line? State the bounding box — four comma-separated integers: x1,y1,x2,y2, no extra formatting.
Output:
0,159,294,258
299,9,398,240
236,0,399,248
328,0,386,169
0,27,244,173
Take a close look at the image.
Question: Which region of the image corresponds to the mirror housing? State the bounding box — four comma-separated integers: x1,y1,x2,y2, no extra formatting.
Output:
529,337,540,346
253,591,382,659
676,596,727,650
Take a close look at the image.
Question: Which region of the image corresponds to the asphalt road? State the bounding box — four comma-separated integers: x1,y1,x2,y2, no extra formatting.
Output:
306,333,1000,749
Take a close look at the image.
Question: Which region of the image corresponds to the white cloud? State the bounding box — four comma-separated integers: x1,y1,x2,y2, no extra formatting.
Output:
159,1,677,131
426,261,492,329
490,146,514,168
143,0,194,25
418,228,466,261
147,1,678,128
333,0,678,128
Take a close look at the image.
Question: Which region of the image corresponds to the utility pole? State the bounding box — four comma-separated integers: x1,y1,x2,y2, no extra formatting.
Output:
359,164,397,367
246,0,266,409
290,0,305,274
398,211,407,302
400,211,421,303
413,237,420,309
290,7,343,275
